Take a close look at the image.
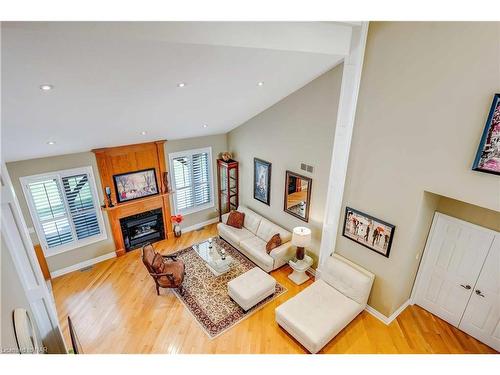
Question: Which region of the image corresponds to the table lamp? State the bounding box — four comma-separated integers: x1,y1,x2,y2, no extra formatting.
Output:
292,227,311,260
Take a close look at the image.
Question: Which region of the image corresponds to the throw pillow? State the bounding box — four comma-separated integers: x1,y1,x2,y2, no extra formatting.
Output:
266,233,282,253
151,253,164,274
226,210,245,229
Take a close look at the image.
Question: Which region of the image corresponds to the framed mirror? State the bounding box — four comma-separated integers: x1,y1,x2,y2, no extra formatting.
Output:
284,170,312,222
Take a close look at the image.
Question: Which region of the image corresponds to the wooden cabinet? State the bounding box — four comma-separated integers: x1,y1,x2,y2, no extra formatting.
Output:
217,159,239,221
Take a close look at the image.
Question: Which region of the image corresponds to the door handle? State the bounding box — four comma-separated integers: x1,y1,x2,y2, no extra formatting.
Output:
475,289,485,297
460,284,471,290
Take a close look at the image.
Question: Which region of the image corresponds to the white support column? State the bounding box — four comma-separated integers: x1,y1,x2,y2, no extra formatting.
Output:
317,22,369,276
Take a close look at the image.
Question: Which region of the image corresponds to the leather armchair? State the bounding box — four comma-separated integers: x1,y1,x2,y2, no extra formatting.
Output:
141,244,186,295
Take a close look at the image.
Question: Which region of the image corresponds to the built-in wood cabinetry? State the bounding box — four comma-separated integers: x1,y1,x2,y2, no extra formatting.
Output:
92,141,173,256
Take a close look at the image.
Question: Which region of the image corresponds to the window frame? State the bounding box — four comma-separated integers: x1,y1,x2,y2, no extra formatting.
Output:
20,166,107,257
168,146,215,216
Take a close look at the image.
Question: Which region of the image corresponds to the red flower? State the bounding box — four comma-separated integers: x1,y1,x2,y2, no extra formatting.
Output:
171,214,183,224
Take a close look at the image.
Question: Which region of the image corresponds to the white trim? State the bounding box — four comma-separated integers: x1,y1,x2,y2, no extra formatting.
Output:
181,217,219,233
168,146,215,216
20,165,107,257
318,22,370,270
365,300,411,325
1,163,67,353
50,252,116,279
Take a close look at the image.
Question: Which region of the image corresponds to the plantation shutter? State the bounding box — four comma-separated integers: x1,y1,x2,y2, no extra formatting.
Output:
192,152,211,206
22,167,105,254
62,174,101,240
170,148,213,214
27,178,74,248
172,156,194,211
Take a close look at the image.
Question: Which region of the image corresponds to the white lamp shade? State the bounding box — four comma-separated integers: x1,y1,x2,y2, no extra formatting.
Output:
292,227,311,247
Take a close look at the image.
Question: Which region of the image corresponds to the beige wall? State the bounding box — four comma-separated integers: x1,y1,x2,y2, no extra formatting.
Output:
1,236,36,351
335,22,500,316
6,152,115,273
436,195,500,232
166,134,228,229
228,65,343,265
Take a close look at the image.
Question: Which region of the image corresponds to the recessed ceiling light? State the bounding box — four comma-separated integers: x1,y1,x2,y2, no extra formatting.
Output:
47,141,56,145
140,131,147,135
40,84,54,91
177,82,186,88
202,124,208,128
257,81,264,86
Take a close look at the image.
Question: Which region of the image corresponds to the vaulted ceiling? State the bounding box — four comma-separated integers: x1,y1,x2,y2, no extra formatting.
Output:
1,22,352,161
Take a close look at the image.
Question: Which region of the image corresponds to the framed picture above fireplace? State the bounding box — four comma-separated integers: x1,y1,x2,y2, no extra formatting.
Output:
113,168,159,203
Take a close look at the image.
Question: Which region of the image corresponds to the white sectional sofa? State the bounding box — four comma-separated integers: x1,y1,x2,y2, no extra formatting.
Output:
275,254,375,353
218,206,294,272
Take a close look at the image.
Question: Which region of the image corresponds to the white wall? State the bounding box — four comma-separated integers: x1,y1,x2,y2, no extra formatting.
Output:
335,22,500,316
228,65,343,265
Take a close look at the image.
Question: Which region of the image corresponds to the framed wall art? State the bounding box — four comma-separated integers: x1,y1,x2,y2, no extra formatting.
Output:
342,207,395,258
472,93,500,176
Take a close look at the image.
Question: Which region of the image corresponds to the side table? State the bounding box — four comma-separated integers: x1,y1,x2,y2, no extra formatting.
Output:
288,255,313,285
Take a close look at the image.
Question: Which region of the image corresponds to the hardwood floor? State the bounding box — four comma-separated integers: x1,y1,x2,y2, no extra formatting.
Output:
51,224,497,354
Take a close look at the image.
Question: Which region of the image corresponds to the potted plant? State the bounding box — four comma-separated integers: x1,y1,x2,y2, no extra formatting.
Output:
171,214,184,237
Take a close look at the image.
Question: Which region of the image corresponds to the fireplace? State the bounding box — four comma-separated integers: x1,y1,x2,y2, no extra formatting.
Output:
120,209,165,251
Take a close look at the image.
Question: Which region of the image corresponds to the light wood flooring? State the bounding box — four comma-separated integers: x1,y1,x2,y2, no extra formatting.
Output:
51,224,497,354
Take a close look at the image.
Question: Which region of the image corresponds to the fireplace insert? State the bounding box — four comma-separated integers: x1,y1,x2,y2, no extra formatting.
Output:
120,208,165,251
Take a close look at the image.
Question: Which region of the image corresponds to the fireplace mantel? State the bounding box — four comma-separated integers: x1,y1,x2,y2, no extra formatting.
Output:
92,140,173,256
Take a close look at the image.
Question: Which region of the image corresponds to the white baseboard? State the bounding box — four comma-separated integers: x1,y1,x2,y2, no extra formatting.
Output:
50,252,116,279
365,299,411,325
182,218,219,233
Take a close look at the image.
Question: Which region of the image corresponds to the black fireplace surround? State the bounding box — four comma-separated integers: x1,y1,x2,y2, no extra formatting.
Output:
120,208,165,251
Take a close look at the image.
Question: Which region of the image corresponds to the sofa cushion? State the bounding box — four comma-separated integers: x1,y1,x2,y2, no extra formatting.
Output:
237,206,262,234
218,223,254,245
320,255,374,306
275,279,364,353
256,218,292,243
239,236,274,271
226,210,245,229
266,233,282,253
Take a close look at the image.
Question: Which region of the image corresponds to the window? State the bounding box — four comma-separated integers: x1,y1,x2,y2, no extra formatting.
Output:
168,147,214,215
21,166,107,256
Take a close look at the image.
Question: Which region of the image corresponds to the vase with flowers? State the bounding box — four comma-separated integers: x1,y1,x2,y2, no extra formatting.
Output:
171,214,184,237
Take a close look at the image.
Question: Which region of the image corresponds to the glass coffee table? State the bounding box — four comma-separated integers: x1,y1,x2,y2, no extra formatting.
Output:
193,237,235,276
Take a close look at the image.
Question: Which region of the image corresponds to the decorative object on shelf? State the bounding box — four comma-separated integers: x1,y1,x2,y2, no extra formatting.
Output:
219,151,233,162
342,207,395,258
105,186,114,207
472,93,500,176
292,226,311,260
113,168,159,203
253,158,271,205
288,254,313,285
161,171,171,194
171,214,184,237
284,170,312,222
217,158,239,221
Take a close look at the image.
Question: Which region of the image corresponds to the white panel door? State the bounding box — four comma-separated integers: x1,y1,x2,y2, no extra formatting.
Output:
459,235,500,351
415,214,494,327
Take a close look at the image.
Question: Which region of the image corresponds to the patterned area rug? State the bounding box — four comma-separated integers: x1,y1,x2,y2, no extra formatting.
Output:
172,237,286,338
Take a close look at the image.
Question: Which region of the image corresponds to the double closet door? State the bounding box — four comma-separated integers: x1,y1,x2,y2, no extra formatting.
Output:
414,213,499,352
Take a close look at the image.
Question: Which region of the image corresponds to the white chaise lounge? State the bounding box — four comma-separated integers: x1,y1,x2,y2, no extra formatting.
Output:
275,254,375,353
218,206,294,272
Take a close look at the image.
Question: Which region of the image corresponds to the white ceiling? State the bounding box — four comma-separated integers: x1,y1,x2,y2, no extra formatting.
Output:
1,22,351,162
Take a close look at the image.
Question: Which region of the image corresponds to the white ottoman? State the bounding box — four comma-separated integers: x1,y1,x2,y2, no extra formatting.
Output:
228,267,276,311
